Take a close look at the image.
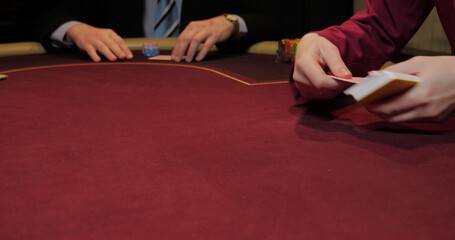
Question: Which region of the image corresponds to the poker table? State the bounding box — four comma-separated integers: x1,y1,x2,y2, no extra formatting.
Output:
1,39,455,240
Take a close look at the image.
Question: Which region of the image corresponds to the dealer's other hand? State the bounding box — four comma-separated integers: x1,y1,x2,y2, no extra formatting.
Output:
366,56,455,122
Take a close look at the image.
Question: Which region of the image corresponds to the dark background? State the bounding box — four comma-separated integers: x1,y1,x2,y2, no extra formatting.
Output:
0,0,353,43
0,0,61,43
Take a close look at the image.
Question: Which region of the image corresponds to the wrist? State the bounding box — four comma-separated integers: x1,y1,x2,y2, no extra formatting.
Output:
66,23,86,43
302,33,320,41
223,14,239,38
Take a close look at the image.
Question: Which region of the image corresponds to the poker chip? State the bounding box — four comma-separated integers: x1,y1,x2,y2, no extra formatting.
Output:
142,42,160,57
0,74,8,80
276,38,300,64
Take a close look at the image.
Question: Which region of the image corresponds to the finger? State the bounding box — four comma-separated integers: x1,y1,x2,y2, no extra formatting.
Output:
298,55,339,90
292,53,318,98
384,56,427,75
387,110,418,122
172,28,198,62
293,56,329,98
384,96,455,123
93,40,117,62
102,36,127,60
321,45,352,78
186,32,210,62
294,75,323,99
109,32,133,59
293,65,341,99
195,36,216,61
85,45,102,62
366,88,422,119
391,107,455,123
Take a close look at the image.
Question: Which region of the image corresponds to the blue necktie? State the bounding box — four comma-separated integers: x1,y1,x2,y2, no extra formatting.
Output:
154,0,180,37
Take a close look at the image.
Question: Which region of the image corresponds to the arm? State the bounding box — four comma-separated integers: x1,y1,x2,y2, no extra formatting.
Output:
292,0,435,101
36,0,133,62
317,0,434,76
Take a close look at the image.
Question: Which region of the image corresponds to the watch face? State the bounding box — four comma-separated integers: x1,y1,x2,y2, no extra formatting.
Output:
224,14,239,36
225,14,238,22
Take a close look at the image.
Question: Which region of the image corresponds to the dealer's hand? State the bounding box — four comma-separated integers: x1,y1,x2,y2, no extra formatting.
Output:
366,56,455,122
66,23,133,62
171,15,235,62
293,33,352,99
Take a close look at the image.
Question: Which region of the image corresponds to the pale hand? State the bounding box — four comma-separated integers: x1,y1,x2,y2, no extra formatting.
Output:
171,15,234,62
293,33,352,99
366,56,455,122
66,23,133,62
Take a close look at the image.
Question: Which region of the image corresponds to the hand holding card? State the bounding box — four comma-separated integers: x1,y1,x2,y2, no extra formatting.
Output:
328,75,365,84
342,71,420,103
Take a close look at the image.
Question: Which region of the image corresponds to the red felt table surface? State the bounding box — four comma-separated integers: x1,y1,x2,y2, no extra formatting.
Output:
1,52,455,240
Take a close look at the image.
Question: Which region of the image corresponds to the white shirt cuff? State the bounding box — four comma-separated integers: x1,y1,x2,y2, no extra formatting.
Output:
50,21,83,48
234,14,247,39
236,15,247,34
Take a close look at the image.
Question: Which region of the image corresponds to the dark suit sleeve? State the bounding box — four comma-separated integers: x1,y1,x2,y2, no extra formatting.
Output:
35,0,144,51
229,0,277,42
35,0,97,51
181,0,353,53
222,0,354,52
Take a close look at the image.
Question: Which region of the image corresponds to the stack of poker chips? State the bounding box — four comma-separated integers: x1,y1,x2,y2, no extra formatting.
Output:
276,38,300,64
142,42,160,57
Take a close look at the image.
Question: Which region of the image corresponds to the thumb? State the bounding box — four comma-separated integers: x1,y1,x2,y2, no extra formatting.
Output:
383,57,424,75
322,46,352,78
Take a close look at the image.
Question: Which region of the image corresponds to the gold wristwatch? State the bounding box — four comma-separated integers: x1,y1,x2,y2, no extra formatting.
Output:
223,14,240,36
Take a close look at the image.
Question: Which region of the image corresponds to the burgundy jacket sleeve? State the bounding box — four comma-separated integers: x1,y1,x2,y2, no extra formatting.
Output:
316,0,434,76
